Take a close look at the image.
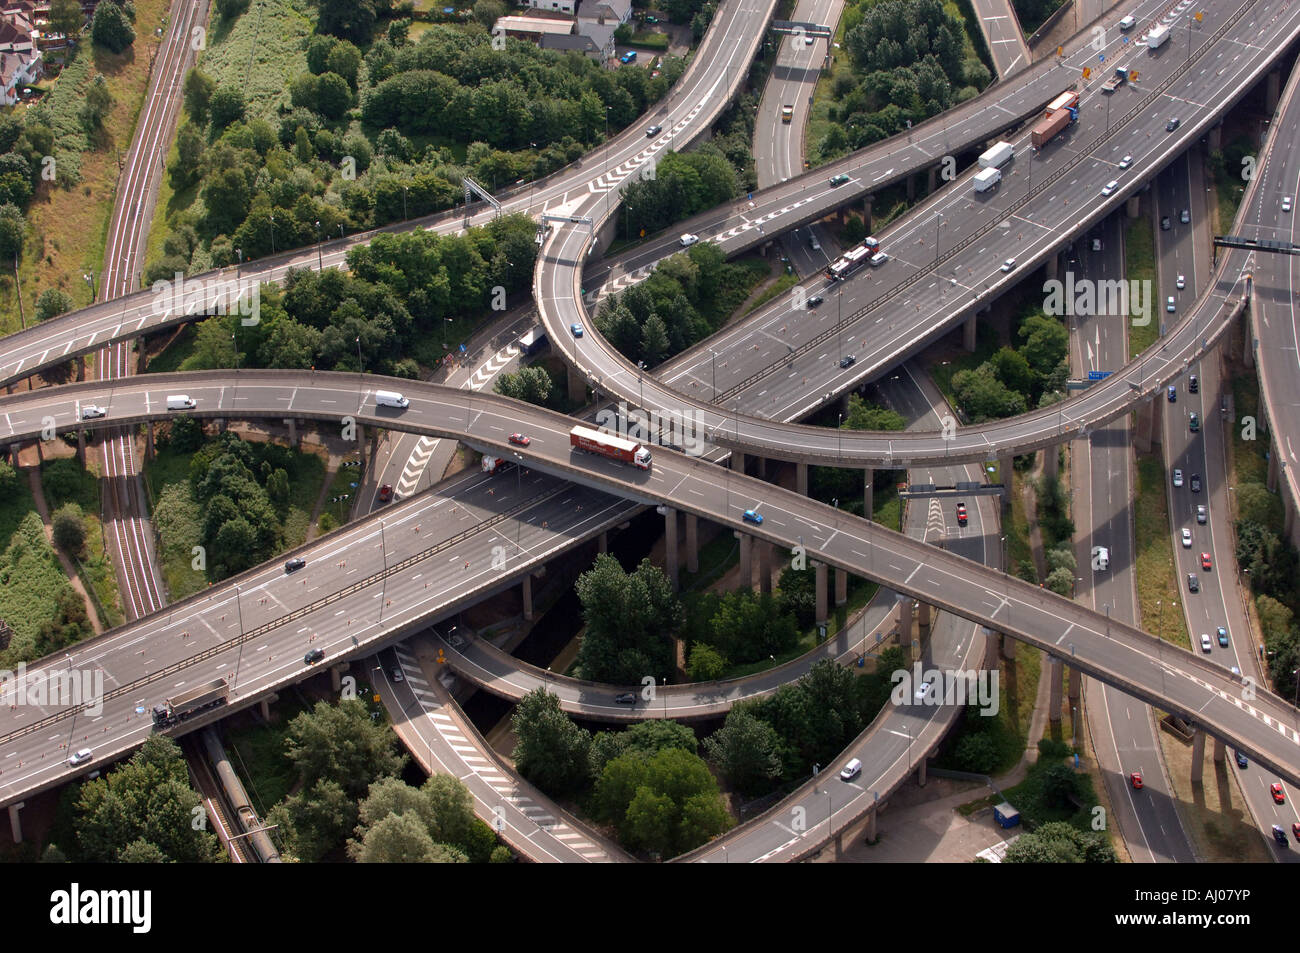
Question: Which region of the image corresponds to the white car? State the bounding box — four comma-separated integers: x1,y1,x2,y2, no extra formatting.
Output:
1200,633,1212,652
915,680,933,702
1284,196,1293,213
67,748,93,766
1101,180,1120,196
1000,258,1016,272
1181,528,1192,548
1118,154,1133,169
1176,274,1185,289
80,404,106,420
1166,296,1176,313
1173,468,1184,488
679,233,699,247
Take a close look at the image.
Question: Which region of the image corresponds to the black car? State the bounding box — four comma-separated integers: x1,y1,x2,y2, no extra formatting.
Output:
1190,473,1201,492
285,557,306,574
1188,374,1198,393
304,648,325,665
1166,117,1180,132
839,355,856,369
1274,824,1288,846
1187,573,1199,593
645,124,662,138
615,692,636,704
1160,216,1171,230
806,294,824,308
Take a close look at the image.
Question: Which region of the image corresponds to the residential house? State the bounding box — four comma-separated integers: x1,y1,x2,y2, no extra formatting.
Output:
522,0,577,14
578,0,631,25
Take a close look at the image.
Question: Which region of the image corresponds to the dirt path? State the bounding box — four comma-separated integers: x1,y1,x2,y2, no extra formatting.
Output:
25,469,104,636
304,452,343,542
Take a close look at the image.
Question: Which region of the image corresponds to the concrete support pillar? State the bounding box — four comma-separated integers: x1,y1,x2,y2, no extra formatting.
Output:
834,567,847,606
598,532,608,554
1267,445,1279,493
863,468,874,520
738,532,752,589
998,455,1013,509
758,541,772,595
330,666,342,693
815,561,828,623
1068,665,1083,705
864,807,877,842
1042,445,1058,480
916,757,927,786
567,364,587,404
260,698,271,720
730,450,746,473
214,418,226,433
1243,317,1255,368
144,423,154,462
796,461,808,495
1048,656,1064,724
917,601,931,633
685,514,699,574
901,599,915,658
906,173,916,201
927,164,938,193
1284,488,1296,540
963,314,977,352
1002,633,1017,659
368,428,380,470
1267,69,1281,112
1207,123,1222,152
1190,730,1206,782
1125,194,1141,218
1135,398,1154,454
862,195,873,234
1044,252,1059,282
285,418,298,448
76,356,85,382
755,455,766,480
1148,395,1162,448
76,427,85,466
664,507,679,593
522,574,534,620
7,802,23,844
1212,735,1226,765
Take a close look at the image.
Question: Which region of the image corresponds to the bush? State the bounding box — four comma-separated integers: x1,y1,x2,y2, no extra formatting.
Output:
91,0,134,53
51,503,86,557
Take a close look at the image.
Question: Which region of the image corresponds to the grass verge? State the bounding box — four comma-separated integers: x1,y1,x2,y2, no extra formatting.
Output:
1133,453,1190,649
1124,216,1157,358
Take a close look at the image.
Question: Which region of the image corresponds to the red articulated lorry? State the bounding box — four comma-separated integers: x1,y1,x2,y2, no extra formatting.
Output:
569,425,652,470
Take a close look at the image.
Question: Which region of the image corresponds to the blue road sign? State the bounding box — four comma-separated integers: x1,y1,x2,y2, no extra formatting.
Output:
1087,370,1112,380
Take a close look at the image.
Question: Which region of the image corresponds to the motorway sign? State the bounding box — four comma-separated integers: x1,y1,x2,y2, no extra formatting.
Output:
1087,370,1112,380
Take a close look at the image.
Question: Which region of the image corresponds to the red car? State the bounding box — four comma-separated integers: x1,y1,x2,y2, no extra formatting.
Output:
1200,552,1212,571
377,484,393,503
1271,782,1285,804
955,502,968,526
1293,822,1300,842
1130,772,1143,790
508,433,531,447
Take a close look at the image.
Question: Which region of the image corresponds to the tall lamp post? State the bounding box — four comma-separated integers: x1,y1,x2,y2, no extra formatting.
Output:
315,220,323,270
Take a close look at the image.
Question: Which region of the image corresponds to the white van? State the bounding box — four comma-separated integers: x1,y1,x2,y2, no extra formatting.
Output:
374,391,409,409
1095,546,1110,571
1118,14,1136,30
166,395,196,410
840,758,862,781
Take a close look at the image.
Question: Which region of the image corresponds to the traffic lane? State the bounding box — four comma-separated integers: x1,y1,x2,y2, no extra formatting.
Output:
5,372,1300,777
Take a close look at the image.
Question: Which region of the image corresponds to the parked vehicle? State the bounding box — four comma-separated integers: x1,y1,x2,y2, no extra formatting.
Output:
1148,24,1171,49
1101,65,1128,92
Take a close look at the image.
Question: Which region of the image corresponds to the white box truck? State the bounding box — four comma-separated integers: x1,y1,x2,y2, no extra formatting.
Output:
374,390,409,409
978,141,1014,169
973,167,1002,193
166,395,196,410
1146,23,1170,48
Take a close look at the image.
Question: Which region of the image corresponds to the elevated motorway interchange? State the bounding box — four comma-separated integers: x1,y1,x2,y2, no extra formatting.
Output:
0,374,1298,817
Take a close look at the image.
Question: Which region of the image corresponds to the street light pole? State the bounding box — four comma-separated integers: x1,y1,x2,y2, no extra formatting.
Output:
315,220,323,270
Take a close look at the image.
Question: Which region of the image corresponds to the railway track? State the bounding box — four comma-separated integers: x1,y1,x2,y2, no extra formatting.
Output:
93,0,209,620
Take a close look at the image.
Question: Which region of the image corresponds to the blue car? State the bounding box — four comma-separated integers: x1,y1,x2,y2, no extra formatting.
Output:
1235,750,1248,769
620,50,637,64
1167,384,1176,402
1217,626,1229,647
743,509,763,525
570,322,584,338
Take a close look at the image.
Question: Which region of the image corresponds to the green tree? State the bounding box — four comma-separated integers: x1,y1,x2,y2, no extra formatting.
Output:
494,366,553,407
1236,482,1283,528
511,687,592,797
0,202,26,261
268,778,357,862
1004,821,1117,863
73,735,222,862
350,811,464,863
1255,594,1294,644
954,732,999,773
703,707,783,795
91,0,134,53
49,0,85,39
1018,313,1068,375
284,699,405,799
952,363,1027,421
472,0,506,28
313,0,382,42
1045,546,1076,573
215,0,251,18
686,642,727,681
575,555,682,684
183,68,216,124
209,86,246,130
51,503,86,556
35,288,73,322
1046,566,1074,596
842,393,905,431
